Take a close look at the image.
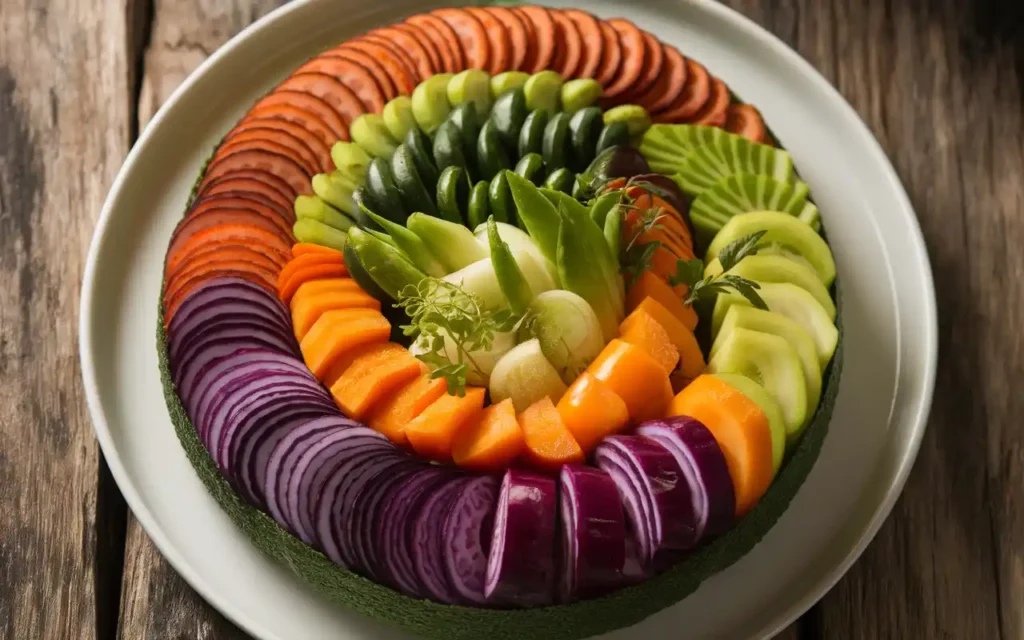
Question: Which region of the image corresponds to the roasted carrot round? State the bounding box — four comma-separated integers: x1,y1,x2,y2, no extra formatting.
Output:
690,76,730,127
294,55,387,114
340,39,418,96
361,33,427,84
556,372,629,453
197,148,313,197
166,243,285,285
652,58,711,123
195,170,297,209
168,209,291,264
452,399,526,471
392,23,443,76
163,268,278,325
164,223,292,275
562,9,603,79
513,5,556,73
164,259,279,313
602,19,646,100
724,103,768,143
404,387,487,462
618,31,663,104
669,374,773,517
519,396,584,471
368,372,446,445
218,127,321,175
276,72,365,129
245,97,345,149
229,118,333,173
368,26,437,80
594,21,623,88
432,8,490,72
548,10,583,80
322,48,398,101
482,7,529,71
405,13,466,73
188,192,293,230
328,342,424,419
634,45,688,114
211,137,316,179
465,7,511,75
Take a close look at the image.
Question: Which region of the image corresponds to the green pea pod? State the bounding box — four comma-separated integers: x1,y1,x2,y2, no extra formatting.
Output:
487,217,533,314
603,196,622,259
294,195,355,231
505,170,561,266
513,152,545,185
407,212,489,273
556,206,620,341
293,218,348,252
488,172,515,224
467,180,491,229
350,186,382,231
311,172,356,214
343,238,391,302
588,190,623,228
360,206,446,277
347,227,428,300
435,165,471,224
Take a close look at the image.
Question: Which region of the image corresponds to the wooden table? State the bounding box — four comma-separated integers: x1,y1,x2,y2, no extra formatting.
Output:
1,0,1021,637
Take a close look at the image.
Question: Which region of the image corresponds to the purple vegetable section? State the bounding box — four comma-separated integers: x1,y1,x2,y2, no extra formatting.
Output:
412,478,468,604
594,435,699,566
484,470,557,606
636,416,735,541
444,475,500,604
349,461,424,581
558,465,627,601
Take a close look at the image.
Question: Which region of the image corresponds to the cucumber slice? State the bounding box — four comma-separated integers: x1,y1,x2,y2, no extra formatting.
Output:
390,144,436,217
293,217,347,252
560,78,603,114
435,165,471,225
350,114,398,159
602,104,651,137
467,180,491,228
489,338,569,412
595,121,629,155
712,281,838,370
443,257,507,310
381,96,418,142
448,102,481,173
514,152,545,185
447,69,492,119
542,112,571,171
473,221,559,292
490,89,528,151
403,128,440,191
411,73,454,135
706,326,808,440
526,290,605,384
691,173,816,242
637,124,734,175
704,254,836,320
364,158,406,223
407,211,488,273
491,71,530,98
488,172,515,224
432,120,468,173
707,210,836,286
294,195,355,231
711,373,786,474
568,107,603,171
329,142,372,182
673,129,803,196
311,172,357,215
542,167,575,194
524,70,563,113
518,109,549,158
713,305,822,440
477,119,511,181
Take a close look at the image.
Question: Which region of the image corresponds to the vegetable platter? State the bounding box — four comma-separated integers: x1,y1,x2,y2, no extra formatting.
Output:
80,1,938,639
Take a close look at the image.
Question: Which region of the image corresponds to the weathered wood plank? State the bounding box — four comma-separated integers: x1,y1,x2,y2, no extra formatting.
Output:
116,2,288,637
0,0,139,638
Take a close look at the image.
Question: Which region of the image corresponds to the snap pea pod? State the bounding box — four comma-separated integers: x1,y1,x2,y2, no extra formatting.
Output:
346,227,427,300
488,171,515,225
506,170,561,266
293,218,348,252
552,191,624,316
294,194,355,231
588,190,623,228
487,216,533,314
311,172,356,215
330,142,373,182
365,228,398,248
361,207,446,277
351,114,398,159
343,238,391,302
541,188,590,221
350,186,382,231
407,212,488,273
435,165,471,224
555,204,621,341
467,180,491,229
603,196,622,259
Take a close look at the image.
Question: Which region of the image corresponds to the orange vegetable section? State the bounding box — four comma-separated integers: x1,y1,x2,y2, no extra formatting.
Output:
404,387,486,461
626,271,698,332
368,373,449,445
628,297,705,379
518,397,584,471
299,309,391,379
556,372,629,453
619,308,680,375
328,342,424,420
452,399,526,471
669,374,773,516
290,282,381,341
277,251,350,304
586,339,673,424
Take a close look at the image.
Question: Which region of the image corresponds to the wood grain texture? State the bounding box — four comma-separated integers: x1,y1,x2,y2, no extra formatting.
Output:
0,0,140,638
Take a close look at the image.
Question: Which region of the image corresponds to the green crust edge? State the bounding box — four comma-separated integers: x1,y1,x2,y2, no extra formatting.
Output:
158,141,843,639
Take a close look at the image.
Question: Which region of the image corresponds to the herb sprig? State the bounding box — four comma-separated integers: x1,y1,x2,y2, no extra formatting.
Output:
670,230,769,309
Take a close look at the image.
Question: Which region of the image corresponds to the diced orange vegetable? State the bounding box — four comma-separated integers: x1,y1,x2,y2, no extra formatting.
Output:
624,186,693,249
556,372,630,453
299,309,390,380
452,399,525,471
291,287,381,341
290,278,366,306
669,374,773,517
368,372,447,445
518,396,584,471
626,270,698,331
619,308,680,375
404,387,486,461
585,339,674,423
328,342,423,420
630,297,705,378
277,252,349,303
292,243,342,258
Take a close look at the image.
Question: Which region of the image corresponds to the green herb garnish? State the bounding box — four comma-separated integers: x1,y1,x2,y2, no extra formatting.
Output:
670,230,769,309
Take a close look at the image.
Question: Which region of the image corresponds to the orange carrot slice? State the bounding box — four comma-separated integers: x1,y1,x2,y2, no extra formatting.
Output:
652,58,711,123
404,387,486,462
432,8,491,72
585,339,674,424
291,243,343,258
405,13,466,73
625,270,698,332
329,342,423,420
617,31,663,104
562,9,603,79
291,286,381,342
465,7,511,75
619,308,680,375
247,91,348,145
690,77,730,127
277,263,350,305
634,44,688,113
630,296,705,378
548,10,583,79
452,399,525,471
366,26,436,82
594,21,622,87
602,19,646,100
276,72,365,132
724,104,768,144
340,39,417,96
368,372,446,445
556,372,629,453
513,6,556,73
299,309,390,380
482,7,529,72
519,396,584,470
198,148,313,196
669,374,773,516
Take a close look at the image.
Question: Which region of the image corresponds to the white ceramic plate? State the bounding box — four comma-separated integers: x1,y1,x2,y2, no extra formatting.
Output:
80,1,937,638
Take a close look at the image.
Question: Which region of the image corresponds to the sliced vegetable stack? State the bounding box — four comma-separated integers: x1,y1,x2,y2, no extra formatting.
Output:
159,4,841,623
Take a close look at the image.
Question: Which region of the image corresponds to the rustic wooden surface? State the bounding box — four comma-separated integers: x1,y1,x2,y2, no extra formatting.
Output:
0,0,1021,638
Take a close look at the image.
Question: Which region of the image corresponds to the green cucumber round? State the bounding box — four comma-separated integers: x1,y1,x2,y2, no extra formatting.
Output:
542,167,575,194
365,157,406,223
403,127,440,190
568,107,603,171
518,109,549,158
447,103,481,176
489,88,528,151
447,69,493,118
381,96,417,142
432,120,468,173
561,78,603,113
390,144,436,217
436,165,471,225
542,112,571,171
467,180,491,228
488,171,515,224
477,119,511,181
595,121,630,155
514,152,545,185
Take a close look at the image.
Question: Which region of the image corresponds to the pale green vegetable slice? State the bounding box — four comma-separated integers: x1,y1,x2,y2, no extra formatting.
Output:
524,70,563,112
311,173,357,215
560,78,603,113
602,104,651,137
408,212,488,273
525,290,605,384
442,258,507,311
447,69,493,117
294,195,355,231
491,71,530,98
329,142,372,182
293,218,347,252
411,330,516,387
381,96,418,142
704,254,836,320
412,73,454,134
489,338,569,412
350,114,398,159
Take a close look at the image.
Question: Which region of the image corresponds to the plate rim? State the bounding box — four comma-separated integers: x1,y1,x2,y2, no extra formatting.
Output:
79,1,938,638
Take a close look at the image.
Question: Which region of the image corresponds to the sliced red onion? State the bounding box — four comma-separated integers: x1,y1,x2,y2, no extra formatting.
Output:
558,465,626,601
444,475,500,604
412,477,469,603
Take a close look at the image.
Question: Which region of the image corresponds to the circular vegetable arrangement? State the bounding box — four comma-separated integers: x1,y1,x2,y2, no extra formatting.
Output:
159,5,842,638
